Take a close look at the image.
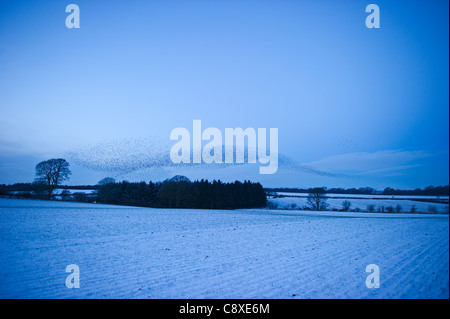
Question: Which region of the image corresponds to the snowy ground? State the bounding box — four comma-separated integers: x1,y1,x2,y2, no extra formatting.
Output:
269,196,449,213
274,192,449,200
0,198,448,299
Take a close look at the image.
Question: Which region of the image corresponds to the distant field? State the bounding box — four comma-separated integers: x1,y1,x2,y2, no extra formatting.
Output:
269,192,449,213
0,198,448,298
274,192,449,201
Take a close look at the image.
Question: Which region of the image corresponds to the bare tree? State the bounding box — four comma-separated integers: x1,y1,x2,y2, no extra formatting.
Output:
35,158,71,199
341,200,352,212
306,188,328,211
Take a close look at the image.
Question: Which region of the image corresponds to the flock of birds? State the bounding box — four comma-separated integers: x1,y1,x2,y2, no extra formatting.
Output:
65,136,350,179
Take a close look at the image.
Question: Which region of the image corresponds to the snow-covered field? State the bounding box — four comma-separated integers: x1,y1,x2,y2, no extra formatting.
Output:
52,189,95,194
0,198,448,299
274,192,449,200
269,196,449,213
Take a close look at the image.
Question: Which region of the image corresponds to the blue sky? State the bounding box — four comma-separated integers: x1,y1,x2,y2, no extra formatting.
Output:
0,0,448,189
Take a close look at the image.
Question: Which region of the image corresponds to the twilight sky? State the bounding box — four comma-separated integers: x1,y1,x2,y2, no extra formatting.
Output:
0,0,448,189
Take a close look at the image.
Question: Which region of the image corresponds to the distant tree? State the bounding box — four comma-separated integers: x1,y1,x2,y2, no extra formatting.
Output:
34,158,71,199
31,181,48,196
341,200,352,212
165,175,191,183
306,188,328,211
410,205,417,214
156,179,192,208
267,201,279,209
0,184,8,197
72,192,90,203
367,204,376,213
395,204,402,213
385,206,394,213
97,177,116,186
428,205,438,213
266,185,449,196
97,182,122,204
382,187,396,195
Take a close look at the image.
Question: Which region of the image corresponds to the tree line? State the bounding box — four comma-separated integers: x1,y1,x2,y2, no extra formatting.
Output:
0,178,267,210
0,157,267,209
1,158,448,212
97,176,267,209
266,185,449,196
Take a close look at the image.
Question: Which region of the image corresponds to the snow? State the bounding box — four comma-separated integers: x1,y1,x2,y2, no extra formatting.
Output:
52,189,96,195
9,189,96,195
274,192,449,200
0,198,448,299
269,196,449,213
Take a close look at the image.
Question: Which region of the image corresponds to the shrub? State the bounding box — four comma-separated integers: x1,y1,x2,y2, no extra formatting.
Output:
267,201,279,209
428,205,438,213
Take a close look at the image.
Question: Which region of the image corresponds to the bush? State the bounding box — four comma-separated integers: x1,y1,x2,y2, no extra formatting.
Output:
267,201,279,209
72,192,91,203
428,205,438,213
61,190,72,201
